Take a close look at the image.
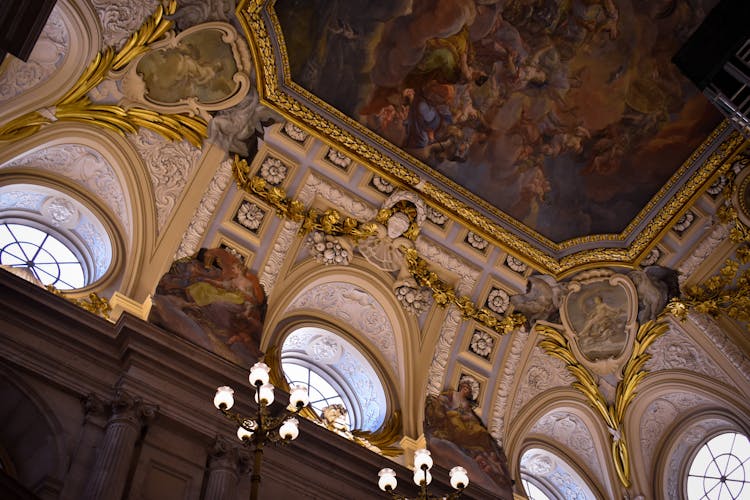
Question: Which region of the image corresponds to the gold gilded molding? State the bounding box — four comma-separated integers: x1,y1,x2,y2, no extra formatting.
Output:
536,318,669,488
0,0,207,147
402,247,526,335
236,0,745,278
46,286,112,319
232,155,526,335
672,258,750,322
670,157,750,322
233,156,379,240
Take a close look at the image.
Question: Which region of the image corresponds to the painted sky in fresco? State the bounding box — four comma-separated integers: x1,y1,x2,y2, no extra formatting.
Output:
277,0,722,242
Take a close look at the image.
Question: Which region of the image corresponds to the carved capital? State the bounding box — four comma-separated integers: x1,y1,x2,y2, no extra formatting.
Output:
108,389,159,427
209,436,250,474
82,393,106,416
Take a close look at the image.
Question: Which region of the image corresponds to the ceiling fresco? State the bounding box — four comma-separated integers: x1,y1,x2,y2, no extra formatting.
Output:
237,0,741,274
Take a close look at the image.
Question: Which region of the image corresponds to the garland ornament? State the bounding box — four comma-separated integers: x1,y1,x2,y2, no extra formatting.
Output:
232,155,379,240
46,286,112,319
0,0,207,147
537,317,669,488
670,155,750,323
402,247,525,335
232,155,527,335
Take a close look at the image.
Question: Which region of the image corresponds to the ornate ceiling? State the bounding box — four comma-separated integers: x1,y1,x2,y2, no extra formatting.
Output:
1,0,749,498
236,0,745,276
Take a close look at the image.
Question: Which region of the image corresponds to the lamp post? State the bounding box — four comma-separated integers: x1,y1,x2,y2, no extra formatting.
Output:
213,361,309,500
378,448,469,499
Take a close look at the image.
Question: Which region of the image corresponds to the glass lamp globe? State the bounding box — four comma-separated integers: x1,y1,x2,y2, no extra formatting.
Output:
249,362,271,386
413,448,433,471
289,385,309,409
449,466,469,490
255,383,275,405
214,386,235,410
237,425,254,442
413,468,432,486
279,417,300,440
378,468,397,492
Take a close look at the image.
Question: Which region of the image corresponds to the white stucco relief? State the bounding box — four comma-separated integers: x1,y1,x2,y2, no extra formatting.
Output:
426,306,463,398
490,326,529,445
530,410,604,486
511,346,576,420
128,129,201,233
287,282,398,374
0,8,68,103
689,312,750,382
522,448,597,500
418,238,481,398
1,144,130,232
639,391,713,472
677,221,729,286
645,328,732,384
175,158,233,260
296,174,377,220
259,219,298,295
91,0,159,49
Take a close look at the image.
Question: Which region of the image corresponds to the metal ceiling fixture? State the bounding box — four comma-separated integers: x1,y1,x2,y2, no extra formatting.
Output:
213,361,309,500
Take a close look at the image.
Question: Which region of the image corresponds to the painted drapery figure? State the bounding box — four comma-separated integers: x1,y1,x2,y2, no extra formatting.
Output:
424,380,513,498
149,248,266,365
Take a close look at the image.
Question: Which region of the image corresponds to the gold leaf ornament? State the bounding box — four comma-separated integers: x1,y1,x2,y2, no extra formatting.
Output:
233,156,526,335
536,318,669,488
0,0,207,147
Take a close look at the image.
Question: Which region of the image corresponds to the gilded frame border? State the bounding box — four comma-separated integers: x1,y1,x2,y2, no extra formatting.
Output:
236,0,746,278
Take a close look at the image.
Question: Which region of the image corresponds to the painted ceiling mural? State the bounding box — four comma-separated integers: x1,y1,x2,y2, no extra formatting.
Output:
272,0,722,243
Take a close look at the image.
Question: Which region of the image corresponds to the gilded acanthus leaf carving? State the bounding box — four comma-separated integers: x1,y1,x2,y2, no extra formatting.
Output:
536,318,669,488
671,156,750,323
0,0,207,147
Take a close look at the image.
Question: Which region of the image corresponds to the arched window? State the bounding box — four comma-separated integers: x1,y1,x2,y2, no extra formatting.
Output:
0,184,113,289
520,448,597,500
521,476,554,500
0,223,84,289
283,361,353,427
280,326,387,432
686,431,750,499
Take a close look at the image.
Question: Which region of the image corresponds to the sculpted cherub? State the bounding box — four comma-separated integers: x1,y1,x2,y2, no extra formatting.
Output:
357,190,426,276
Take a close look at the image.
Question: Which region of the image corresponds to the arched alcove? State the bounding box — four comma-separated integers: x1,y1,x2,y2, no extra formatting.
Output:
629,375,750,499
279,323,389,432
655,410,750,500
505,389,614,499
0,183,115,289
0,370,64,497
263,258,421,435
519,444,600,500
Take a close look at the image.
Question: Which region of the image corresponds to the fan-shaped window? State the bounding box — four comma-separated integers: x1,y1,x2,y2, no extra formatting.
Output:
0,223,84,288
686,431,750,499
281,326,387,432
0,184,113,288
283,361,352,427
520,448,597,500
522,477,554,500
